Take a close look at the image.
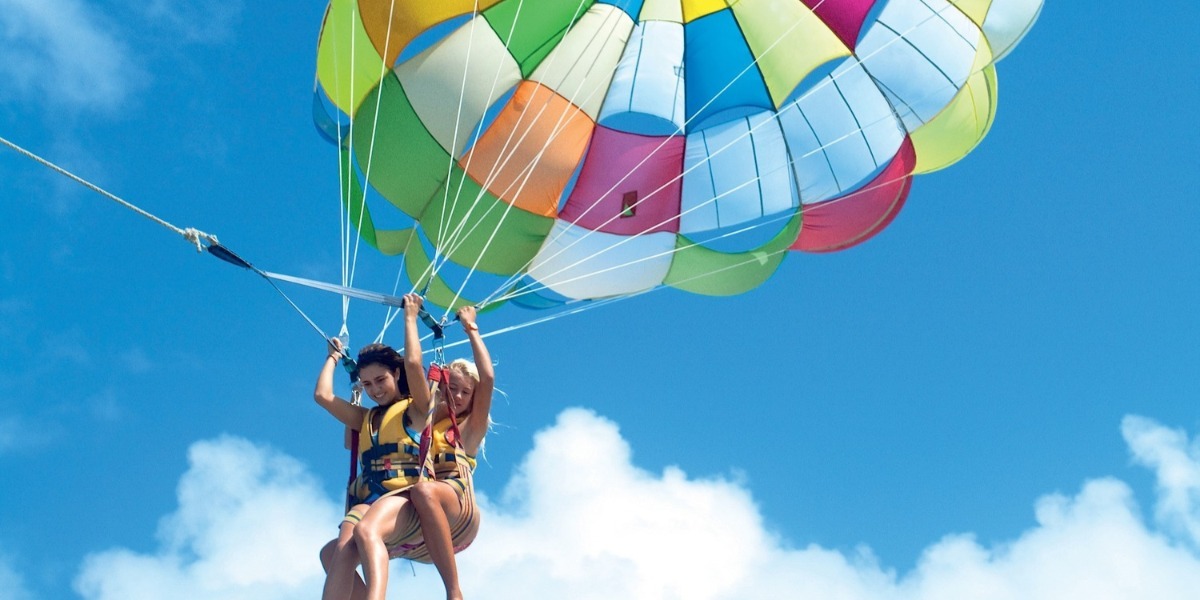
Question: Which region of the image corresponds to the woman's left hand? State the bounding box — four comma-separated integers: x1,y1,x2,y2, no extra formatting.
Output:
457,305,478,332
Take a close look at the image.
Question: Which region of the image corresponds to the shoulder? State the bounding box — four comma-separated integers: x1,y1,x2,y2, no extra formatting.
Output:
457,415,488,453
399,396,429,422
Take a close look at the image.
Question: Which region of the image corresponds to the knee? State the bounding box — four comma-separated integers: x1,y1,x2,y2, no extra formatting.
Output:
321,537,359,570
410,481,438,507
319,540,336,571
353,518,383,546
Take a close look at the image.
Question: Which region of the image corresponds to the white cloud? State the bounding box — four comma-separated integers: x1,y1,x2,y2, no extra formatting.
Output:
86,388,123,422
0,0,141,112
36,328,92,366
0,416,23,453
450,411,1200,600
75,411,1200,600
119,346,154,374
0,553,33,600
74,436,341,600
1123,415,1200,548
0,409,65,454
895,479,1200,600
143,1,243,44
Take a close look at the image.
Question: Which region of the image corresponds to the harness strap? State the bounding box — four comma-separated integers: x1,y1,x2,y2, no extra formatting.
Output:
361,468,423,497
362,468,423,481
438,364,464,449
359,442,420,463
417,363,466,479
345,384,364,512
346,428,359,512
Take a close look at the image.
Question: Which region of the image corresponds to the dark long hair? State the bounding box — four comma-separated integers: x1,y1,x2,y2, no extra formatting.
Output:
355,343,410,397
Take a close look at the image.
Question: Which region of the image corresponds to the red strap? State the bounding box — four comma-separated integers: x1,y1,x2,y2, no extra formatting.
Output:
438,365,463,442
417,363,465,477
427,363,444,382
346,427,359,511
418,423,432,471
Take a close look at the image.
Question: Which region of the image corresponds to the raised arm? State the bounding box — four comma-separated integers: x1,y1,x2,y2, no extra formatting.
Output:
403,293,432,423
314,337,367,429
457,306,494,454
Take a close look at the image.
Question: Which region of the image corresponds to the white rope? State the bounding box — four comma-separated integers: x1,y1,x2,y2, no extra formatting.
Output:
331,1,997,341
331,1,353,334
0,135,218,252
430,1,490,261
431,4,629,316
425,0,596,318
468,0,856,304
429,0,579,258
438,238,801,351
348,0,402,299
377,0,525,339
332,0,425,344
486,159,912,308
476,0,968,306
375,0,546,338
341,0,418,343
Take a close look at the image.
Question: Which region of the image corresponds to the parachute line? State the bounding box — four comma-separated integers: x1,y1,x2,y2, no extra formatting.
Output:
428,1,599,320
430,1,513,313
364,0,541,323
329,0,358,335
446,241,802,347
475,0,961,307
249,158,909,322
372,0,543,333
431,2,489,266
319,0,1026,329
350,0,402,301
375,0,551,336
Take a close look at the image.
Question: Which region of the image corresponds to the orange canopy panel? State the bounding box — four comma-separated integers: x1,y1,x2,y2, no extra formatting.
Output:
458,81,594,218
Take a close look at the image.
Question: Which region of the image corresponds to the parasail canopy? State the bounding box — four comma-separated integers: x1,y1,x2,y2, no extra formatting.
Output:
313,0,1042,313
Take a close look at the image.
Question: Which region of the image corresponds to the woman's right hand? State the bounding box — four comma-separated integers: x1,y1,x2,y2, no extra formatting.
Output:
327,337,345,361
402,292,423,320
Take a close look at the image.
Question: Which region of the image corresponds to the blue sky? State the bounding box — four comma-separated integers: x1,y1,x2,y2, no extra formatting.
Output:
2,1,1200,599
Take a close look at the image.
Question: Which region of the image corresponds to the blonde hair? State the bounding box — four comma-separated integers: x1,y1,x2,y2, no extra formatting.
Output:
447,358,478,384
433,359,480,412
436,358,494,458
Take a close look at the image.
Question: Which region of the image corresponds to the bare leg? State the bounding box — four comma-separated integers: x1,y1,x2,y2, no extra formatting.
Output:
409,481,466,600
320,519,367,600
322,503,371,600
354,495,412,600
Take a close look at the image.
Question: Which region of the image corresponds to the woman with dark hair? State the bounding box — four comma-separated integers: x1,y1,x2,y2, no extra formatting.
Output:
353,293,494,600
314,335,426,600
315,292,494,600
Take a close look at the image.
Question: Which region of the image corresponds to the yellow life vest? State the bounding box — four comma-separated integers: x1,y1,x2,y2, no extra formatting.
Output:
350,398,422,502
423,415,477,480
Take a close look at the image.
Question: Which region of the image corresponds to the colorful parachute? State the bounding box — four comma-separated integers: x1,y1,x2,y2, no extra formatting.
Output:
313,0,1041,311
